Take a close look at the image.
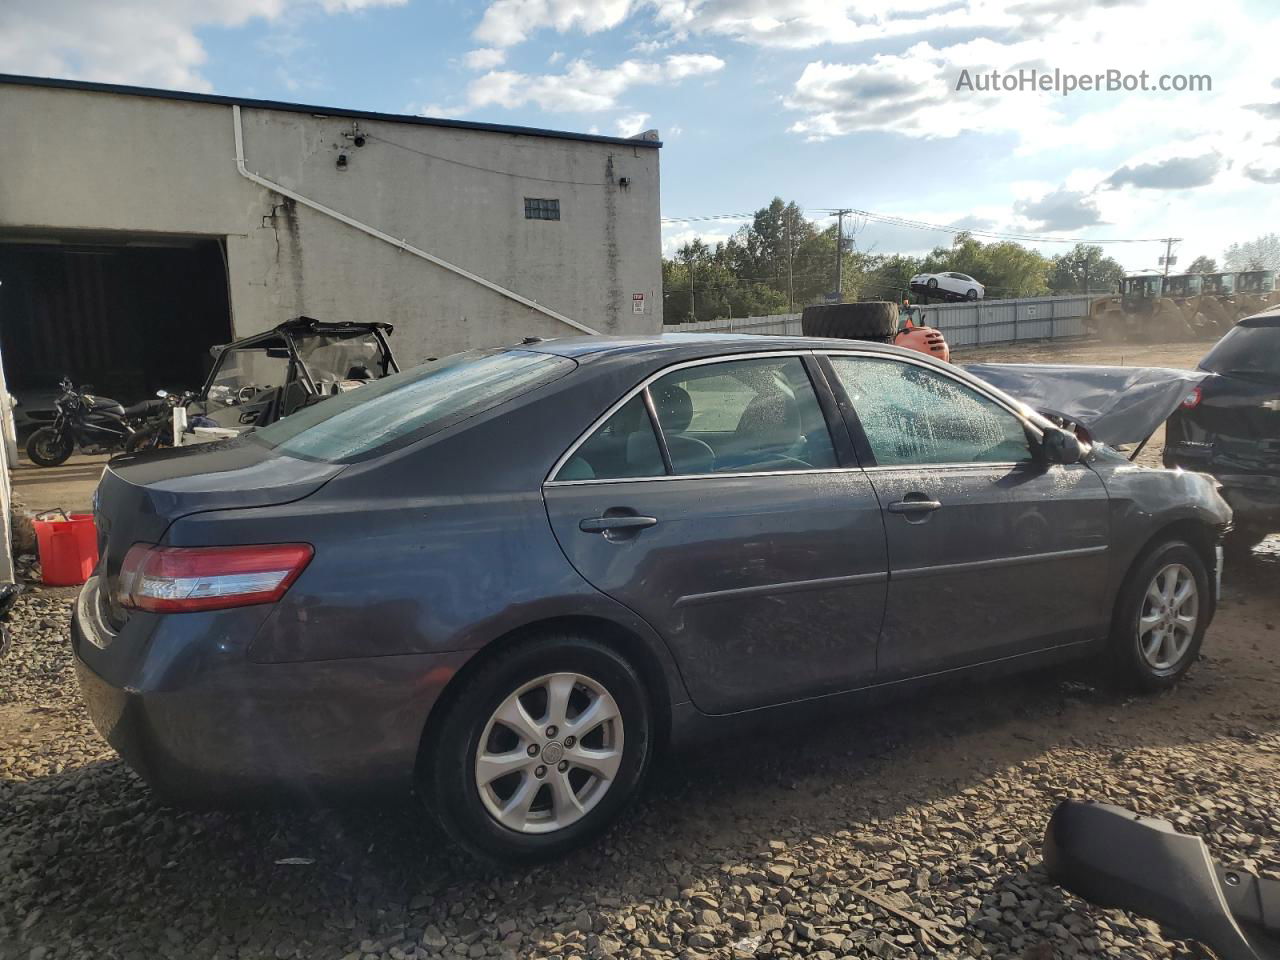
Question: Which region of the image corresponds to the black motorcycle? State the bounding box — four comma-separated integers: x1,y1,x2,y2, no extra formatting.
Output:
25,378,166,467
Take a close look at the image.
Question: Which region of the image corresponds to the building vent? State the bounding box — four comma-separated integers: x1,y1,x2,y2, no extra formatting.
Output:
524,198,561,221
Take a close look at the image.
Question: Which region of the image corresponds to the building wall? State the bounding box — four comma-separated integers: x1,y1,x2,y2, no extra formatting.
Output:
0,83,663,364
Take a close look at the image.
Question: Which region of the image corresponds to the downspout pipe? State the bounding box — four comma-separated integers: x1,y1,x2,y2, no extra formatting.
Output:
231,105,600,336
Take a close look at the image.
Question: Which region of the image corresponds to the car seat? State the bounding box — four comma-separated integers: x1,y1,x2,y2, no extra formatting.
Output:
650,383,716,474
719,382,805,470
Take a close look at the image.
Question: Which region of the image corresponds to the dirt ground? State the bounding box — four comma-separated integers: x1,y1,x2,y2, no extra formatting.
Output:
2,338,1277,960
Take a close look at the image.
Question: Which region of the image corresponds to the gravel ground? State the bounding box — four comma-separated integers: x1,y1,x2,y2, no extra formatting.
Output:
3,339,1278,960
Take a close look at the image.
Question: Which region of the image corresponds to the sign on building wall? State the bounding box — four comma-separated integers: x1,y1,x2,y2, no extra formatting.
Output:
632,293,646,315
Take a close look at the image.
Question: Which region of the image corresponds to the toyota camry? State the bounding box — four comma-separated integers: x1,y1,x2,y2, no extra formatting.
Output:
73,334,1229,861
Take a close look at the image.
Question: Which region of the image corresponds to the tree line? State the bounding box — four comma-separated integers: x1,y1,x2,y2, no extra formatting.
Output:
662,197,1277,324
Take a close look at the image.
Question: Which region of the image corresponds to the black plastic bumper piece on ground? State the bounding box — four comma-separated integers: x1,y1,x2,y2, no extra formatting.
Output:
1042,800,1280,960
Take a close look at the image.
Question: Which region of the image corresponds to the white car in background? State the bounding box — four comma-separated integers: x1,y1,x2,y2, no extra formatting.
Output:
910,271,985,302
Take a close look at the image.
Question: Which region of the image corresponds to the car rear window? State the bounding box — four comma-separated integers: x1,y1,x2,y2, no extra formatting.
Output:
1199,323,1280,378
250,348,573,461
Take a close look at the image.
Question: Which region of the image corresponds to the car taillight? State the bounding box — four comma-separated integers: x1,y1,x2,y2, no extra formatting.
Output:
1181,387,1202,409
117,543,313,613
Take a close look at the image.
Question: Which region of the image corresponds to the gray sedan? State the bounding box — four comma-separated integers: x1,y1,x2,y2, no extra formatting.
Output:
73,335,1230,861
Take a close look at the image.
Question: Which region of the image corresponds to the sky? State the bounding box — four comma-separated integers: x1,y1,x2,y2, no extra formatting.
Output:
4,0,1280,272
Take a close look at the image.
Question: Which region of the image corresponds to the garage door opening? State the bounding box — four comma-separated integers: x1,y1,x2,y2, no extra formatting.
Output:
0,235,233,415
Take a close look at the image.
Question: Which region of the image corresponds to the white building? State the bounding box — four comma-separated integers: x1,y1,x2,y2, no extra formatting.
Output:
0,74,662,404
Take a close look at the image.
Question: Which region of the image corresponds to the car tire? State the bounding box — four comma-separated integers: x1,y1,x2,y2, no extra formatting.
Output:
800,302,899,340
966,288,979,301
422,633,654,863
1109,540,1211,692
926,278,938,290
26,427,74,467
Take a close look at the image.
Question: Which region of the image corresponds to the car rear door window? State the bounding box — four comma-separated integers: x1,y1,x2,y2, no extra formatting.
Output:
557,395,665,481
650,356,837,474
829,356,1031,466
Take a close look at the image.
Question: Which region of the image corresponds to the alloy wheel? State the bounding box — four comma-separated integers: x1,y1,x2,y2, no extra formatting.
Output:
475,672,624,834
1137,562,1198,671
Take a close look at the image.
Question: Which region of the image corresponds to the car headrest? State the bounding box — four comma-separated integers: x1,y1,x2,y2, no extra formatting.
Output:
653,383,694,433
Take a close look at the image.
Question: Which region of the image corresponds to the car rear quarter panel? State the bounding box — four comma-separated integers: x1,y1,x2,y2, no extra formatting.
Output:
164,363,692,706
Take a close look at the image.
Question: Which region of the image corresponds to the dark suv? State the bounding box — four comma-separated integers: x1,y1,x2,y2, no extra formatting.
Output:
1165,309,1280,551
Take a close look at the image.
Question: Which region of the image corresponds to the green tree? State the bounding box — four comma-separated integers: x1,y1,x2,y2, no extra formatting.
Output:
1224,234,1280,271
1186,254,1218,274
920,233,1050,298
1047,244,1125,294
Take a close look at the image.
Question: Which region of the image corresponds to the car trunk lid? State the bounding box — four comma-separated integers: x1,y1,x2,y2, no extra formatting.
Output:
94,440,343,629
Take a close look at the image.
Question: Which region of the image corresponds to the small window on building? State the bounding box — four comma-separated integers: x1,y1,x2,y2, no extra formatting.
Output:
524,198,561,221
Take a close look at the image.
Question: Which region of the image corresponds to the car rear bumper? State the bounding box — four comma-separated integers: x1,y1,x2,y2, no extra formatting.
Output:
1163,454,1280,525
71,576,470,803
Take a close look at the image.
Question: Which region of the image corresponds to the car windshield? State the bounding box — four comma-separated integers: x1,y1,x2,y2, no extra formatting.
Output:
1199,324,1280,378
249,348,573,461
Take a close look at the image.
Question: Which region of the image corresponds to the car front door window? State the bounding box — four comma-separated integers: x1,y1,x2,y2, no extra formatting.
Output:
830,357,1031,466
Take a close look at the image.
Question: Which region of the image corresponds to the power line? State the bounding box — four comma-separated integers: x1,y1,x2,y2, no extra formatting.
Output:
662,206,1173,245
811,208,1172,245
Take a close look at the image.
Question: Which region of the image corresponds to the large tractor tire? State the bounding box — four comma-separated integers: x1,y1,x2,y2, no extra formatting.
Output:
801,302,899,341
1200,298,1234,335
1099,309,1127,343
1151,298,1194,342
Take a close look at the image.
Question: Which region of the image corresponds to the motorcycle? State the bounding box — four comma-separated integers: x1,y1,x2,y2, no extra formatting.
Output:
24,378,167,467
1044,800,1279,959
123,389,197,454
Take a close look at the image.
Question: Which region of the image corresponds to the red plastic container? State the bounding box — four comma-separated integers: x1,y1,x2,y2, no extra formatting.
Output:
34,513,100,586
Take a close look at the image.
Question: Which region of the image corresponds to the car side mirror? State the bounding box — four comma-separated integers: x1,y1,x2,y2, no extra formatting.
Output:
1040,426,1081,466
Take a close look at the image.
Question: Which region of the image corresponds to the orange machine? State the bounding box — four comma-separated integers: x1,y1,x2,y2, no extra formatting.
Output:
894,314,950,362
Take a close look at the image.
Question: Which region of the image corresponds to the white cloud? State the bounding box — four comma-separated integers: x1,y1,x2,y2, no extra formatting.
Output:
614,111,651,136
0,0,405,91
466,0,1134,53
661,220,742,256
466,52,722,113
463,47,506,70
783,40,1063,142
782,0,1280,164
406,101,468,119
663,52,722,80
475,0,636,47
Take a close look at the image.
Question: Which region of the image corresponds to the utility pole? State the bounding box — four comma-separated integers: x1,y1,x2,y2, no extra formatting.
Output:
689,261,696,321
1161,237,1182,277
785,219,795,315
834,208,852,302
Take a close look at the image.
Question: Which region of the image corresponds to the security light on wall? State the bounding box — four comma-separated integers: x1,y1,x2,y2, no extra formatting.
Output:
343,123,366,148
336,154,349,170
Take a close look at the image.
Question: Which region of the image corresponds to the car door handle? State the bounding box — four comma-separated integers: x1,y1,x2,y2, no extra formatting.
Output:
887,498,942,514
579,515,659,533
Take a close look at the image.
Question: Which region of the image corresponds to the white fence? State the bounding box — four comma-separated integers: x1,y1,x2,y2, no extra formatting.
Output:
663,294,1094,348
665,313,805,337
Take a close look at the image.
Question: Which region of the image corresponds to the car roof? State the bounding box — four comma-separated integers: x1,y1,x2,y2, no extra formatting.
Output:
1239,308,1280,327
518,332,917,362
